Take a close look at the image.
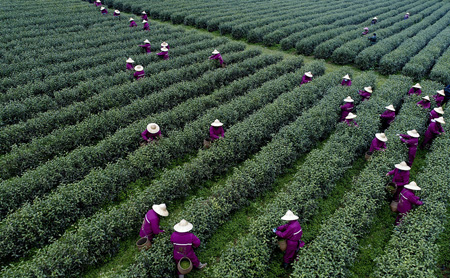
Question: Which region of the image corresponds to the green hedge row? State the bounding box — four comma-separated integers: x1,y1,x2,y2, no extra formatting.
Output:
313,0,423,59
0,53,289,222
378,11,450,75
355,4,450,70
1,32,213,126
0,35,229,151
212,73,407,278
371,105,450,277
290,80,442,277
402,25,450,80
121,69,373,278
0,60,325,277
429,43,450,85
331,0,440,65
0,45,250,179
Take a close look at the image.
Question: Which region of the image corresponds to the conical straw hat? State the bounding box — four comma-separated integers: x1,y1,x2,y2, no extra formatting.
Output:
305,71,313,78
147,123,160,134
129,18,134,21
343,74,351,80
100,7,105,10
405,181,421,191
161,47,168,52
343,96,354,102
152,203,169,216
412,83,422,89
345,113,357,120
144,39,150,44
407,129,420,138
395,161,411,171
174,219,193,233
281,210,299,221
436,90,445,96
134,65,144,71
212,49,220,54
211,119,223,127
375,133,387,142
115,10,120,13
385,104,395,111
364,86,373,93
422,96,430,101
142,11,146,14
434,107,444,114
161,41,168,47
143,20,148,23
126,58,134,63
373,17,378,20
435,117,445,124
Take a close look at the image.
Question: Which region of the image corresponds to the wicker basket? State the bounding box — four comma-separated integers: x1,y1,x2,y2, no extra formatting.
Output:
177,257,193,274
278,239,287,252
136,237,152,251
390,201,399,212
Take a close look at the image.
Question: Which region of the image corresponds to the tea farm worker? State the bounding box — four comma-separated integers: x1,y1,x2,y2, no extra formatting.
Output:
210,119,225,141
139,203,169,239
404,12,410,20
157,47,169,60
429,107,444,124
398,130,420,166
273,210,305,269
395,181,423,225
139,39,151,54
134,65,145,80
113,10,120,17
141,11,148,21
141,123,161,142
368,133,387,153
95,0,101,7
126,58,134,70
368,33,377,45
408,83,422,96
300,71,313,86
361,27,369,36
345,113,358,127
386,161,411,202
209,49,224,66
143,20,150,31
171,220,207,278
380,104,396,128
100,6,108,15
129,18,137,27
421,117,445,149
358,86,372,102
417,95,431,109
161,41,170,50
341,74,352,86
339,96,354,122
371,17,378,25
433,90,445,107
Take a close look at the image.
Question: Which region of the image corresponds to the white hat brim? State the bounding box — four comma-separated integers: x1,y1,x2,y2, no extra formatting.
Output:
436,118,445,124
174,222,193,233
147,123,160,134
364,87,373,93
126,58,134,63
212,50,220,54
407,130,420,138
375,133,387,142
395,163,411,171
405,183,421,191
135,66,143,71
437,90,445,96
305,72,313,78
385,105,395,111
211,121,223,127
413,84,422,89
281,215,299,221
152,204,169,217
434,107,444,114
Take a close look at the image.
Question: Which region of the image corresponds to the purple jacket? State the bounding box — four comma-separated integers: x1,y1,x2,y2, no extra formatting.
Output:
424,121,444,138
129,21,137,27
126,63,134,70
358,90,371,101
397,188,422,213
400,134,418,150
408,87,421,96
362,30,369,35
341,79,352,86
345,119,358,127
139,209,164,238
157,51,169,60
429,110,440,122
134,70,145,80
141,14,148,20
113,12,120,16
170,231,201,262
387,168,410,186
368,137,386,153
101,9,108,14
380,110,395,124
95,2,101,7
209,53,224,65
404,15,410,19
141,129,161,141
416,99,430,109
139,43,151,53
300,75,312,86
143,22,150,30
210,126,225,141
433,94,444,107
276,220,303,242
339,102,354,122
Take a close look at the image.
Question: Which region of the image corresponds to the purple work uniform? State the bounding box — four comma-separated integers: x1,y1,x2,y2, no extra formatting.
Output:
157,51,169,60
428,110,441,124
130,20,137,27
341,79,352,86
407,87,421,96
170,232,201,274
339,102,354,122
395,188,422,225
358,90,371,102
400,134,418,166
380,109,395,125
368,137,386,153
142,14,148,21
126,63,134,70
387,168,410,201
345,118,358,127
209,53,224,65
143,22,150,31
139,209,164,239
416,99,430,109
134,70,145,80
209,126,225,141
433,93,444,107
101,8,108,15
276,220,304,264
141,129,161,142
300,75,312,86
139,43,151,54
421,121,444,149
